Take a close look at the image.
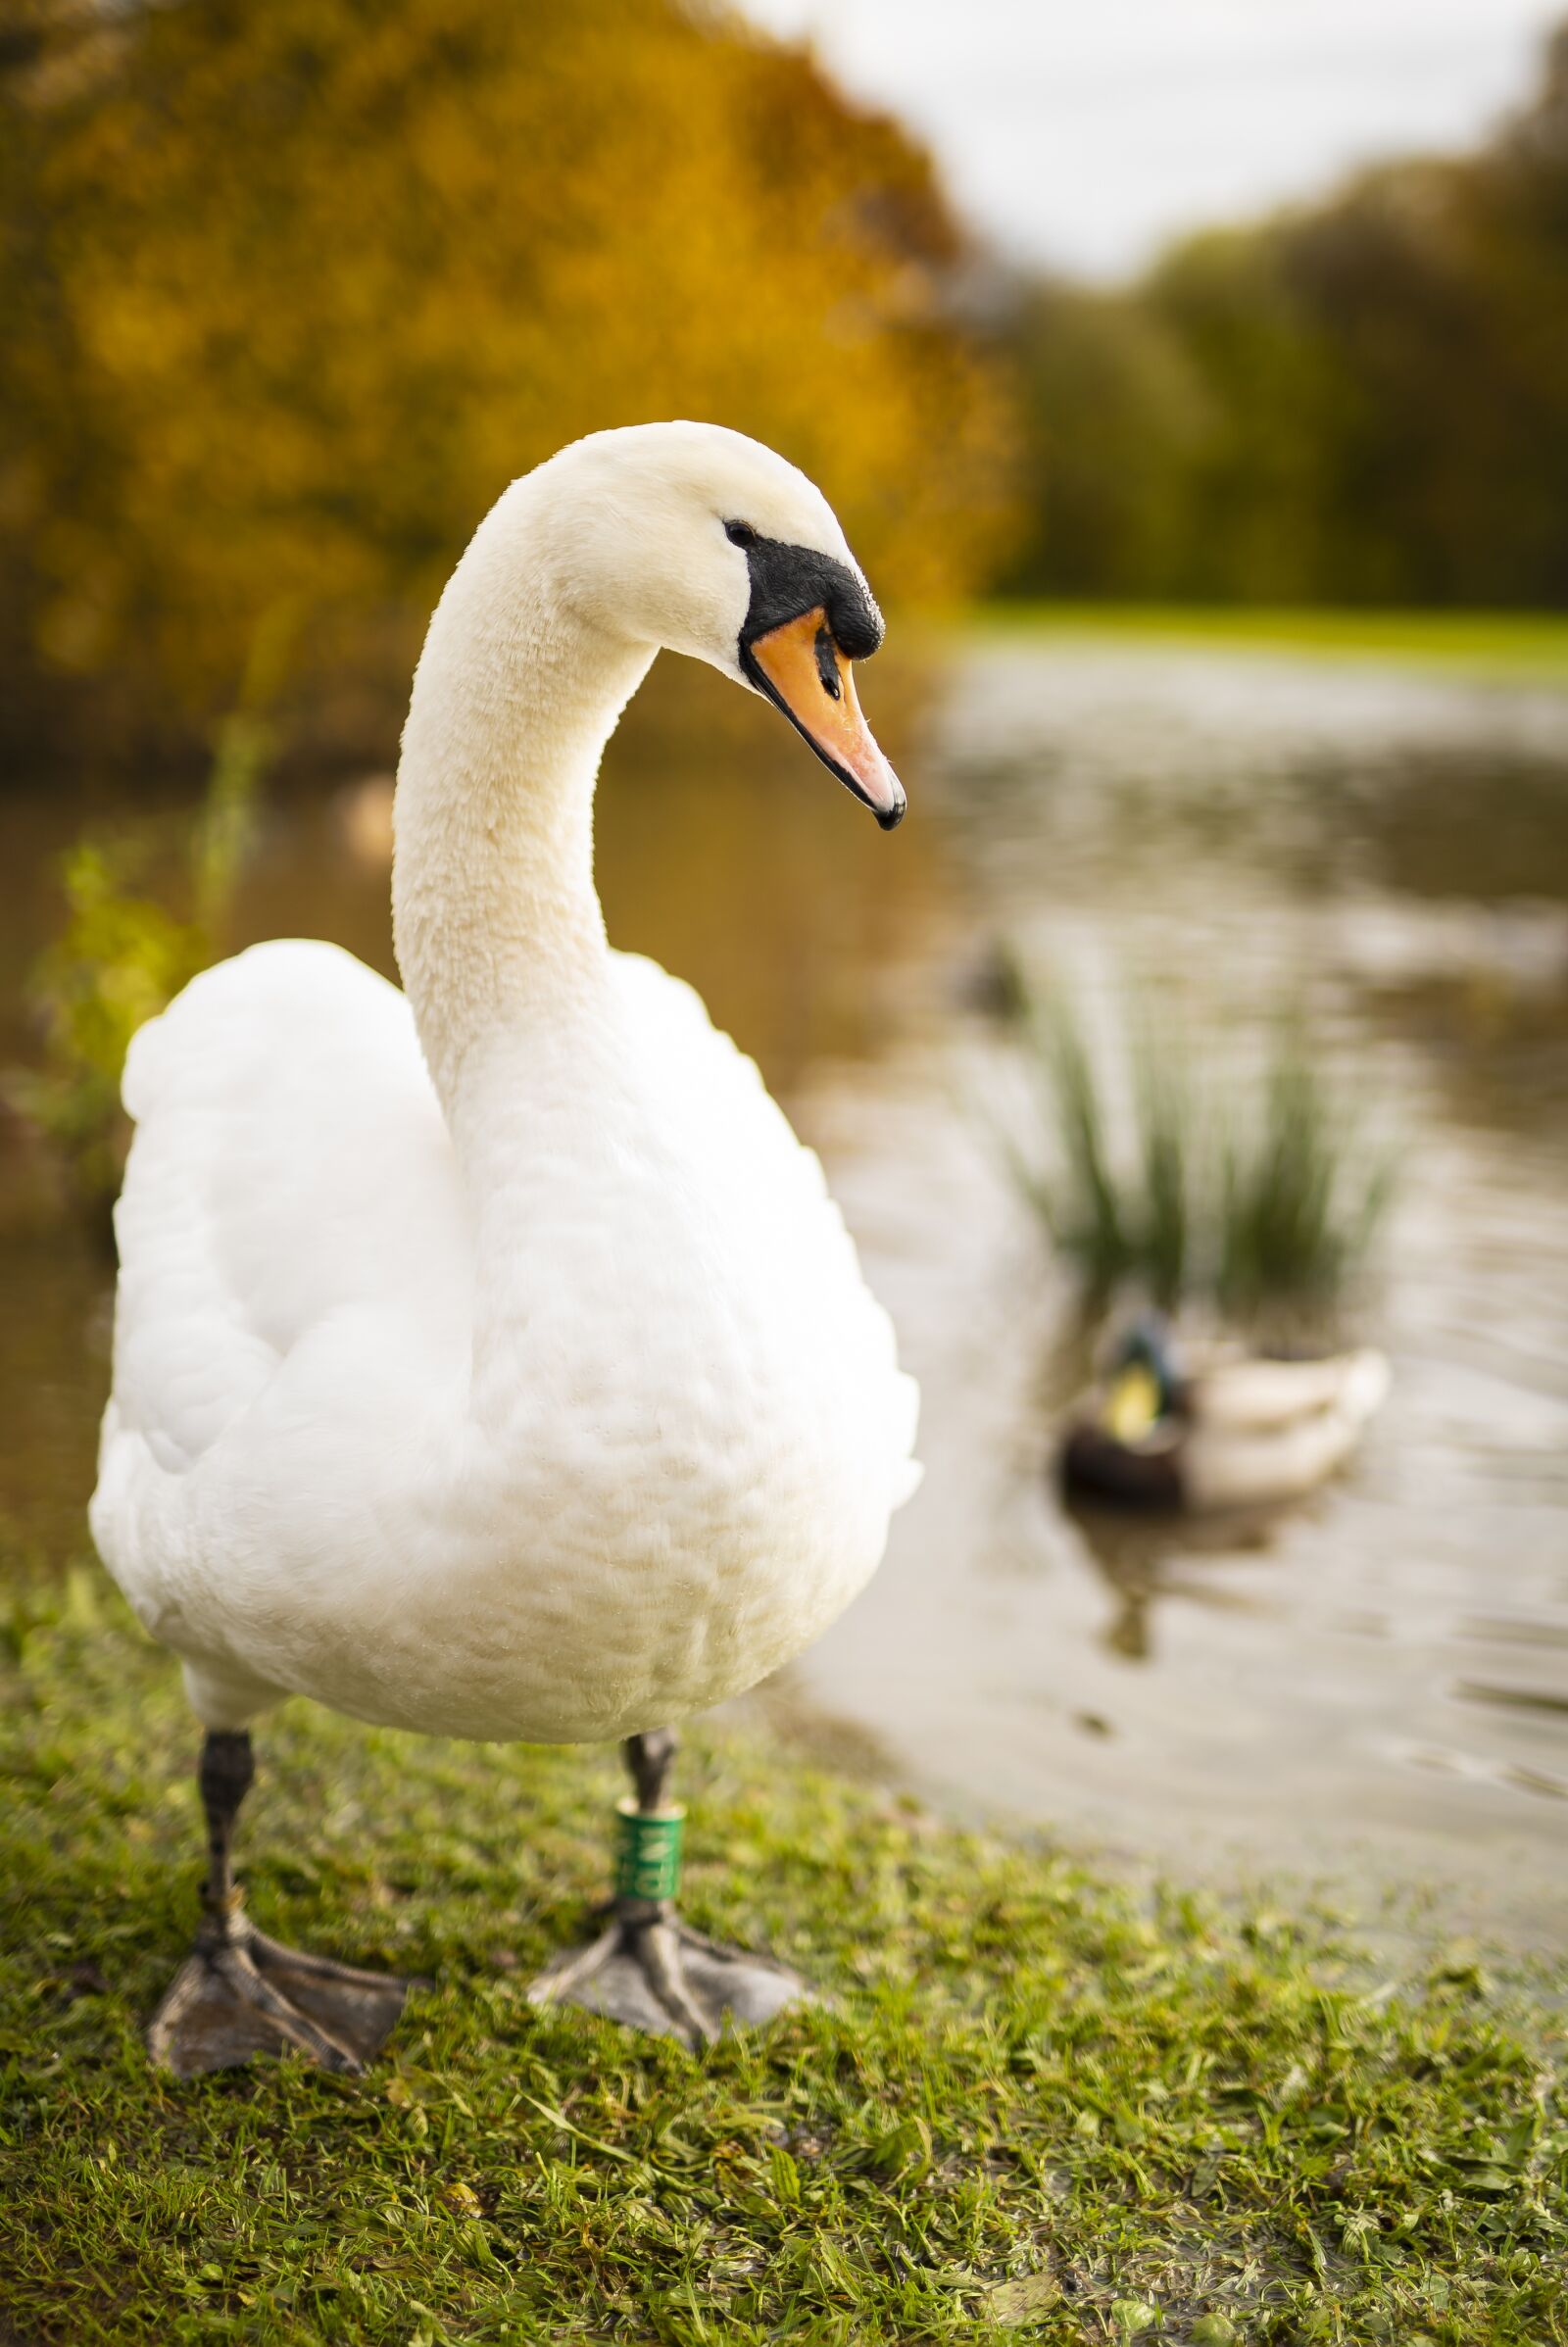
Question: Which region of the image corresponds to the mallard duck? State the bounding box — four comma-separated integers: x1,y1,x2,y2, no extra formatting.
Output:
89,423,921,2072
1060,1317,1389,1513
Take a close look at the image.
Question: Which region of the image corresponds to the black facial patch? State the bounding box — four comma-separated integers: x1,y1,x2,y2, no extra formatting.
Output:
734,534,885,661
732,532,901,827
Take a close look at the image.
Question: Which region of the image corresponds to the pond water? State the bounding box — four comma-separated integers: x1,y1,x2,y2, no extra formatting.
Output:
4,632,1566,1944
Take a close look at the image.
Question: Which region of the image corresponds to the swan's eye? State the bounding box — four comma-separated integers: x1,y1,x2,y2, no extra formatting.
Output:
724,520,759,549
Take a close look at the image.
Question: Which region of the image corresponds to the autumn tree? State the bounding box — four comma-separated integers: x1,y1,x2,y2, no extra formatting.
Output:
0,0,1014,758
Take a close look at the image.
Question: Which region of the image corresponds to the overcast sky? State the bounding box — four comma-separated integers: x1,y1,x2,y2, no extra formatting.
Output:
742,0,1565,278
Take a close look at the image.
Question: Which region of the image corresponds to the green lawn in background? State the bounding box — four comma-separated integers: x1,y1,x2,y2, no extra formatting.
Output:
2,1563,1564,2346
964,605,1568,685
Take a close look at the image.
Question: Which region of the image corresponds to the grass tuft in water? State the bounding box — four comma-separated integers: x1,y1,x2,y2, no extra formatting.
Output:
1008,977,1139,1301
995,963,1390,1327
1131,1011,1193,1314
1216,1041,1395,1320
2,1563,1564,2345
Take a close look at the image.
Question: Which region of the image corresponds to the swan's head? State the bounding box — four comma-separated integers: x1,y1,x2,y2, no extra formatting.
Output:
539,421,905,829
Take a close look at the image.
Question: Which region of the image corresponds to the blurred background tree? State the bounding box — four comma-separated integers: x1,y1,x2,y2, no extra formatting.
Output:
1004,24,1568,608
0,0,1015,767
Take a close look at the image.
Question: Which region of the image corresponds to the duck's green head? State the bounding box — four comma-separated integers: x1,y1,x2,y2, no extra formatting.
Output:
1103,1315,1181,1430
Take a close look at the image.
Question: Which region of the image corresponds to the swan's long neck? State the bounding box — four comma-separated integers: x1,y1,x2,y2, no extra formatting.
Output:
392,483,654,1111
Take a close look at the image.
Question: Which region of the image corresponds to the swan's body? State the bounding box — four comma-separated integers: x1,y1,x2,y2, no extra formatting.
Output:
92,426,918,1759
95,931,916,1742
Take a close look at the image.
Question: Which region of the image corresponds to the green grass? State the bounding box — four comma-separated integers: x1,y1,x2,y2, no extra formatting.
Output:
3,1566,1565,2347
962,603,1568,683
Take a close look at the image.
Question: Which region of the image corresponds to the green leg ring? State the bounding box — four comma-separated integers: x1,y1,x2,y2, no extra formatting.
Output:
613,1797,685,1903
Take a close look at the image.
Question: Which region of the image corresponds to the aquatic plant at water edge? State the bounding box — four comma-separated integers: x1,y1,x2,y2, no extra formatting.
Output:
5,837,213,1213
1217,1040,1396,1317
5,637,285,1217
995,962,1392,1324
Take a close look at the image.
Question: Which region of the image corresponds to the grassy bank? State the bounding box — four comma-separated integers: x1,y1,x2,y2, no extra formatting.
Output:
2,1565,1564,2346
964,604,1568,684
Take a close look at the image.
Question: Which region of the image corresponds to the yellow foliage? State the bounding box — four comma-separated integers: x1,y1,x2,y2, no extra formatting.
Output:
0,0,1015,725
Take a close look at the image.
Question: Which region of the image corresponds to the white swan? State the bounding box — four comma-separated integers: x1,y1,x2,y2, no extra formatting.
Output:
90,422,920,2068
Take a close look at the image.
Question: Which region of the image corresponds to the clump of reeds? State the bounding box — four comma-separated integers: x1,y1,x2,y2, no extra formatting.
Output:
1215,1039,1394,1317
994,953,1391,1325
5,613,292,1226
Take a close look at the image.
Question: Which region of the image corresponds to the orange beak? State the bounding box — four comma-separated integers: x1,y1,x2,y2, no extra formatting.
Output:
744,607,906,829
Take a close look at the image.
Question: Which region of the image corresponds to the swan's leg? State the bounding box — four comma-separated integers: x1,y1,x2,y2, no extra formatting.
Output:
147,1729,411,2078
527,1727,814,2048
